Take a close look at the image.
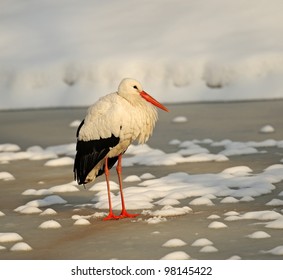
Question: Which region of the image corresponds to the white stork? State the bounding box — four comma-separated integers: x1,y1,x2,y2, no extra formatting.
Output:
74,78,169,220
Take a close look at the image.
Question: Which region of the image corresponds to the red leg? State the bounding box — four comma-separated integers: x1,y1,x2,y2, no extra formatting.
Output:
103,157,120,221
116,154,139,219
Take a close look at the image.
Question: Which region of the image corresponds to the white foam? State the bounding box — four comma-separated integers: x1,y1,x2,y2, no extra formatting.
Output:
0,211,5,216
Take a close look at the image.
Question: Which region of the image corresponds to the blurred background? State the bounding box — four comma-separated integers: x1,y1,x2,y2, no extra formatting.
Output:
1,0,283,109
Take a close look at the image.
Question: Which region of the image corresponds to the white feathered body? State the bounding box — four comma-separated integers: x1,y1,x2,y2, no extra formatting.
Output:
77,92,158,182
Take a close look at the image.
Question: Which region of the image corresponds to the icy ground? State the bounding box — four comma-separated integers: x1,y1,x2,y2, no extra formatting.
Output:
1,108,283,259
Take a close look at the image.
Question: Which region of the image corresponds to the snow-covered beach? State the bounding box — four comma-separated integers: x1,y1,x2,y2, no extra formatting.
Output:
1,101,283,259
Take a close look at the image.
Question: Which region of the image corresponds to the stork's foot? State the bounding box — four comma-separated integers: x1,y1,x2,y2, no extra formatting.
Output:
118,210,139,219
103,212,120,221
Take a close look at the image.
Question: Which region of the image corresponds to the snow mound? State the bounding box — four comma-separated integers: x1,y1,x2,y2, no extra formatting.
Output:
0,172,15,181
0,232,23,242
191,238,213,247
39,220,62,229
208,221,228,229
200,246,218,253
161,251,191,260
247,231,271,239
40,208,57,216
264,246,283,256
172,116,188,123
10,242,32,251
259,125,275,134
44,157,74,166
162,238,187,248
74,218,91,226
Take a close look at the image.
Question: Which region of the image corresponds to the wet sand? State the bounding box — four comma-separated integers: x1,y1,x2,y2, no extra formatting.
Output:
0,100,283,260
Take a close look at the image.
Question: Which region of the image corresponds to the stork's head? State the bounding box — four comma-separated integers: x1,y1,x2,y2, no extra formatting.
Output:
117,78,169,112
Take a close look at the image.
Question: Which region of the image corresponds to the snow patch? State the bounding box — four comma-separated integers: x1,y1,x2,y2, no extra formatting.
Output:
39,220,62,229
0,233,23,242
247,231,271,239
162,238,187,248
172,116,188,123
0,172,15,181
259,125,275,134
10,242,32,251
161,251,191,260
208,221,228,229
44,157,74,166
191,238,213,247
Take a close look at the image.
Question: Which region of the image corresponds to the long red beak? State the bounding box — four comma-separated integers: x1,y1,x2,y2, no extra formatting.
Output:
140,91,169,112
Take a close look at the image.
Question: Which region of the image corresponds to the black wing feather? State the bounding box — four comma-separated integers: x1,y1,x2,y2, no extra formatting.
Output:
73,119,120,185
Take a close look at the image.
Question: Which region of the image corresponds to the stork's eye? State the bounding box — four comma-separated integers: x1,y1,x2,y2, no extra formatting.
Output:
133,85,138,90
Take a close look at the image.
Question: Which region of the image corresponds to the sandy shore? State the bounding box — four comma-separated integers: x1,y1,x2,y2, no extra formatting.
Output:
0,100,283,260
